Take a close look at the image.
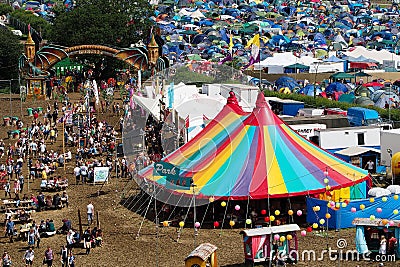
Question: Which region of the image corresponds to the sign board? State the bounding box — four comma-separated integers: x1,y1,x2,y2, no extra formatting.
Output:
93,167,110,184
153,161,192,190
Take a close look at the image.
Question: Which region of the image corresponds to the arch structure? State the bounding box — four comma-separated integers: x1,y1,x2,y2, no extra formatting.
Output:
33,44,149,72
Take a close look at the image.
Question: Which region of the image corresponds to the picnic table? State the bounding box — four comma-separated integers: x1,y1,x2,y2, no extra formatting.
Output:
1,200,34,211
40,180,68,191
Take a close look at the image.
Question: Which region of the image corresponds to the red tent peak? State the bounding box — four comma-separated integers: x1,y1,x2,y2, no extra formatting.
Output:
227,90,239,105
255,91,268,108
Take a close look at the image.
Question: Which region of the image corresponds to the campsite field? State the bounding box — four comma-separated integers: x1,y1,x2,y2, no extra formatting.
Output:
0,94,397,267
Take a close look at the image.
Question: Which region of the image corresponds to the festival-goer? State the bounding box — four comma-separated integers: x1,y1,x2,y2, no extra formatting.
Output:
43,246,54,267
23,246,34,267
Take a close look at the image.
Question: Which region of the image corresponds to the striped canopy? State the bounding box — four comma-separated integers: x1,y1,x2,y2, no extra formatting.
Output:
138,91,370,200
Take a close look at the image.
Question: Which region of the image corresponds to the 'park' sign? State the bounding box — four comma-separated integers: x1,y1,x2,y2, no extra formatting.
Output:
153,161,192,190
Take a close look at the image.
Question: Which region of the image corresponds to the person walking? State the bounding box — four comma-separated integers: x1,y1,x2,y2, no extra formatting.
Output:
43,246,54,267
67,251,75,267
87,201,94,225
23,247,34,267
59,245,68,267
1,251,12,267
4,219,15,243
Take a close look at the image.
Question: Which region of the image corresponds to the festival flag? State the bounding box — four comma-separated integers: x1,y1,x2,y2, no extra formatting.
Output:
203,114,209,121
243,33,261,70
202,114,210,127
218,34,234,65
185,115,190,128
167,82,174,109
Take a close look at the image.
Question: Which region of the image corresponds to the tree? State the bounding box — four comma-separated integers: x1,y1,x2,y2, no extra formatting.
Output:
49,0,153,48
0,27,23,79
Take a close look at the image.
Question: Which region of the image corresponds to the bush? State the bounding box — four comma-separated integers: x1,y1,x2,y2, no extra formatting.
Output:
263,90,400,121
0,3,13,15
10,9,51,39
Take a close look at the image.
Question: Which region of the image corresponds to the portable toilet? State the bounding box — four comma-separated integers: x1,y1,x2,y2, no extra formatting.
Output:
353,218,400,259
184,243,218,267
240,224,300,265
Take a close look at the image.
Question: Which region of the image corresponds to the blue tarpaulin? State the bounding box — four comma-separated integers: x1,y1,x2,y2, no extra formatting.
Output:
307,192,400,230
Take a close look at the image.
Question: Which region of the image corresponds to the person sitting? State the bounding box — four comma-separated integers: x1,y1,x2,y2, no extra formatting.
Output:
38,220,47,233
57,219,71,234
46,219,55,232
45,195,52,209
52,193,61,208
18,210,29,223
95,228,103,247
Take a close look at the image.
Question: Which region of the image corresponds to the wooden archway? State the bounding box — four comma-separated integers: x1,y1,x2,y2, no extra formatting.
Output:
32,44,149,72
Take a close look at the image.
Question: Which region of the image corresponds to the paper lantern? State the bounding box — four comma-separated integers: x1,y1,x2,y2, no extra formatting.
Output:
245,219,252,225
297,210,302,216
351,207,357,213
329,201,335,207
287,234,293,240
280,236,286,242
394,195,399,200
319,219,325,225
274,234,280,241
341,203,347,208
369,198,375,203
377,208,382,213
179,221,185,227
264,216,270,222
389,221,395,226
162,221,169,227
288,210,294,216
301,230,307,236
370,215,375,220
324,178,329,184
213,221,220,228
325,213,331,219
209,197,215,203
382,197,388,202
275,210,280,216
234,205,240,211
360,204,365,210
194,222,201,228
382,219,389,225
394,209,399,215
221,201,226,207
261,209,267,215
312,223,318,229
306,227,312,232
229,220,235,227
270,215,275,222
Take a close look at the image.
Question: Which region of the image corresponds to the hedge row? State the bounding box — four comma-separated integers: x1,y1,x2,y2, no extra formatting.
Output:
263,90,400,121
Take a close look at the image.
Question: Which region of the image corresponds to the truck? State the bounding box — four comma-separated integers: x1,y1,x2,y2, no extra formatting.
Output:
347,107,380,126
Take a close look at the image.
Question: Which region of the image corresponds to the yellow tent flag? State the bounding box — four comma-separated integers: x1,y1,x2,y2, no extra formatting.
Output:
245,33,260,48
229,34,234,50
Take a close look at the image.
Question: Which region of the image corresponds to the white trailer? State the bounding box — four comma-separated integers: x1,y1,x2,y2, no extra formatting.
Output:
288,123,327,140
315,126,381,151
380,129,400,166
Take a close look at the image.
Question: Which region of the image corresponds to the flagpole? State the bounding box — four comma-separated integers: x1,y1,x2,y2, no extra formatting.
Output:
259,27,262,91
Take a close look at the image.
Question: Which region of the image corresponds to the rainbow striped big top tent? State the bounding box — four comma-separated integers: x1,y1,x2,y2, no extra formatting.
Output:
137,91,370,202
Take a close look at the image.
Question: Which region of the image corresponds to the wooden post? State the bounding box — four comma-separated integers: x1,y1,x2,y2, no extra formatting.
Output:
78,209,83,237
62,120,66,170
96,211,100,229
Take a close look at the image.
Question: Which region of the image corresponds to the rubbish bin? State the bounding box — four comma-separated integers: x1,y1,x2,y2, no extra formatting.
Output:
37,107,43,114
3,116,10,126
7,130,13,139
27,108,33,116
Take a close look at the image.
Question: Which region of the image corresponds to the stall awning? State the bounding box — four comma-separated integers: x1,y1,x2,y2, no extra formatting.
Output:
334,146,380,157
350,62,377,69
240,224,300,236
